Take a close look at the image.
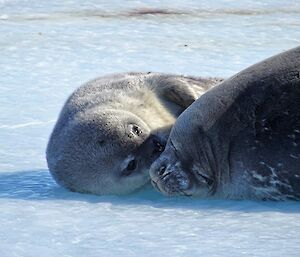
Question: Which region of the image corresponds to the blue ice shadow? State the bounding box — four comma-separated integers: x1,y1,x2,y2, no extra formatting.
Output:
0,170,164,202
0,170,300,213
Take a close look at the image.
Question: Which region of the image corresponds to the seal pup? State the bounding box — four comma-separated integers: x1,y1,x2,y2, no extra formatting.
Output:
150,47,300,200
46,72,222,195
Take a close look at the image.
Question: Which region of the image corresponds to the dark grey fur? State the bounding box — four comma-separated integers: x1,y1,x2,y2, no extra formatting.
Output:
150,47,300,200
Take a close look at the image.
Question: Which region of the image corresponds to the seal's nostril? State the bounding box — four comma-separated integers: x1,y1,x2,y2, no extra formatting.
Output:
158,165,166,176
152,138,165,154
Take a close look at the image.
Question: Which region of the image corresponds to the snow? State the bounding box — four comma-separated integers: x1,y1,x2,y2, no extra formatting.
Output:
0,0,300,256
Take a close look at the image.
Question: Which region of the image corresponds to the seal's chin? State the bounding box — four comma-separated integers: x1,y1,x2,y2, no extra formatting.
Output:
150,153,216,197
149,157,196,196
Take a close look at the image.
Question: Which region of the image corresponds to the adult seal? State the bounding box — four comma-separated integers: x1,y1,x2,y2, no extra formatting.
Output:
46,72,222,195
150,47,300,200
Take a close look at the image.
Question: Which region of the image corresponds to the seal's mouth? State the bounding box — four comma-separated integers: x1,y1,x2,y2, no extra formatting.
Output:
150,159,195,196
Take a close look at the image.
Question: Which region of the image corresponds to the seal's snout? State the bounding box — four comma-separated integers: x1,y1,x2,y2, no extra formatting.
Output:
149,155,172,186
149,157,167,181
152,137,166,154
150,155,193,196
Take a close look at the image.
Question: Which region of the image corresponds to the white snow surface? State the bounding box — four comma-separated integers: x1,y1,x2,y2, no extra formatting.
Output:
1,1,300,256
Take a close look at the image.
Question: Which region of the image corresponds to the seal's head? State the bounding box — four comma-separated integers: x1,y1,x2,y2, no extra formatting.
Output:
149,112,217,197
47,109,166,195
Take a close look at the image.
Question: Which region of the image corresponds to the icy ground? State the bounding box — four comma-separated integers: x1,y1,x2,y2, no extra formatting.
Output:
1,0,300,256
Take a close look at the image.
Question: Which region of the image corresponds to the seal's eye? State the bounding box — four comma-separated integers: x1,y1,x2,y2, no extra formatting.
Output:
122,159,137,176
132,125,142,135
127,159,137,171
196,171,214,186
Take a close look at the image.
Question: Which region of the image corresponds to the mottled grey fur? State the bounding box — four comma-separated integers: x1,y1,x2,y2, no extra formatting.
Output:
46,72,222,195
150,47,300,200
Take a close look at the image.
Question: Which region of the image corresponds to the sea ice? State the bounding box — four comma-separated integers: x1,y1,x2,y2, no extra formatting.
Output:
1,0,300,256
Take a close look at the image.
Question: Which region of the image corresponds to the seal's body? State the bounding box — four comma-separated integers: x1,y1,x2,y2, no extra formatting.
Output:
150,47,300,200
46,72,222,195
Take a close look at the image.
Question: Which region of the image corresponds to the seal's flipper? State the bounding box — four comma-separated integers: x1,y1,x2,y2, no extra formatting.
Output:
153,76,223,109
